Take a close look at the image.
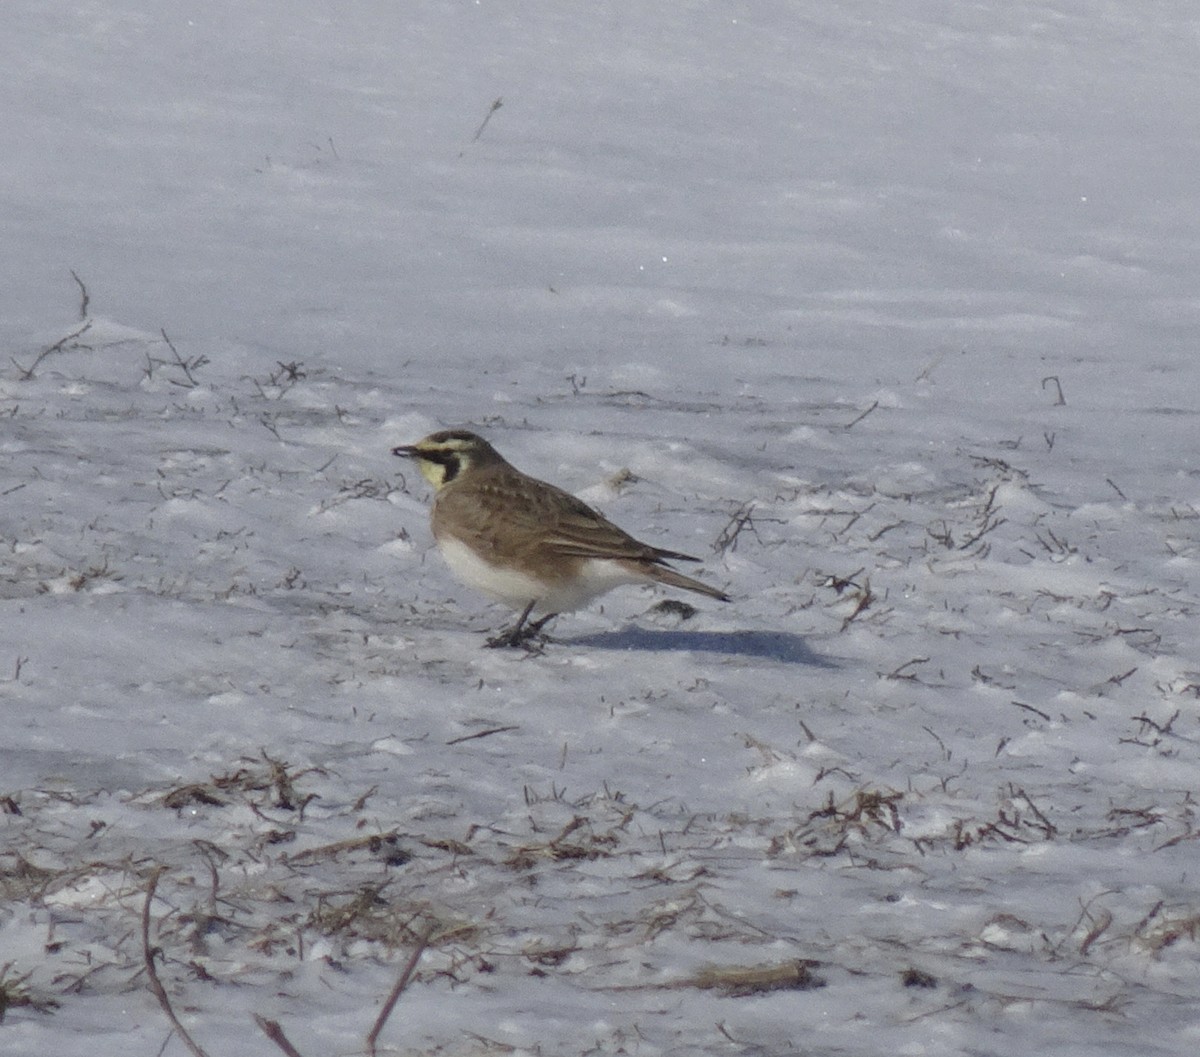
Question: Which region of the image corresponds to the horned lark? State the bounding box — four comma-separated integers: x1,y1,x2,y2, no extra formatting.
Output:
392,430,730,647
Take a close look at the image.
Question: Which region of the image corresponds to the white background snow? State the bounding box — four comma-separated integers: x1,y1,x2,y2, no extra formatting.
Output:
3,2,1199,1055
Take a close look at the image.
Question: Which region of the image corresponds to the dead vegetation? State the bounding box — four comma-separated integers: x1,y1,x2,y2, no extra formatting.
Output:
678,958,825,996
0,962,59,1022
154,752,324,816
768,787,905,859
7,737,1195,1050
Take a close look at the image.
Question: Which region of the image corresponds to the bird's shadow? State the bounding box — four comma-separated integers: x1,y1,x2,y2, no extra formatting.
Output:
560,626,837,666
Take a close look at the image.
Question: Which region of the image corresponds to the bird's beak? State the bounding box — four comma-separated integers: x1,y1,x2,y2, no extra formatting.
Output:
391,444,418,458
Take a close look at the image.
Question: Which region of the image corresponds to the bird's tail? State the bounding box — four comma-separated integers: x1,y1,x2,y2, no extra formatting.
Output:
643,563,730,603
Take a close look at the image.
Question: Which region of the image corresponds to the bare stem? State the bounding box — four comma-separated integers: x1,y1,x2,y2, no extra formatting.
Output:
365,924,436,1057
471,97,503,142
161,329,199,387
70,269,91,320
844,399,880,430
253,1014,308,1057
142,868,212,1057
12,320,93,380
1041,375,1066,405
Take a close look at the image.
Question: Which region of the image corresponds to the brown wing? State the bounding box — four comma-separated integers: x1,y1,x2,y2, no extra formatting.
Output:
546,491,698,564
432,470,698,568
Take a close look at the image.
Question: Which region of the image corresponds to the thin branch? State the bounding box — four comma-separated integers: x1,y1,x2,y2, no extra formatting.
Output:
843,399,879,430
284,829,404,866
160,329,198,387
1012,785,1057,838
365,924,436,1057
446,725,520,746
253,1015,308,1057
142,868,212,1057
1079,908,1114,956
70,270,91,319
1010,699,1051,722
1041,375,1066,405
471,97,503,142
712,501,779,556
12,320,93,380
886,657,930,681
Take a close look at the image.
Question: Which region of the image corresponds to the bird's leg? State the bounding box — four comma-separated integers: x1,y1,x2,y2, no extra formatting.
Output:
485,602,557,650
495,600,537,647
482,597,549,647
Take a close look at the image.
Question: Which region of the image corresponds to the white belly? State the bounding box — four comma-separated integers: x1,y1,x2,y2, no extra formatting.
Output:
436,536,644,614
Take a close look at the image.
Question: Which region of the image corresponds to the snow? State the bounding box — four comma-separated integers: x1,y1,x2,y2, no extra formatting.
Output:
3,2,1200,1055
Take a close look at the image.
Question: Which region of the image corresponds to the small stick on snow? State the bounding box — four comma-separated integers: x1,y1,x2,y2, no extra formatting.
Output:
253,1015,308,1057
160,329,199,387
843,399,880,430
471,97,503,142
365,924,436,1057
1010,700,1051,722
886,657,929,681
713,501,758,555
1012,786,1057,837
142,868,212,1057
1041,375,1066,405
12,320,93,380
1079,907,1114,955
446,724,520,746
70,269,90,320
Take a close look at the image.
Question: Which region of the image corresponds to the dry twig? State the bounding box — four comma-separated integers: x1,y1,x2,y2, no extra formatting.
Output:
843,399,880,430
683,959,825,996
159,329,207,387
254,1014,308,1057
446,725,520,746
285,830,406,866
366,924,436,1057
142,868,211,1057
70,269,90,319
1041,375,1066,405
713,501,759,555
471,97,503,142
12,321,93,380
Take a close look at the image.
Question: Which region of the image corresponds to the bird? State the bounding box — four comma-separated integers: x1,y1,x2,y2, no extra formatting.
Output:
392,430,730,647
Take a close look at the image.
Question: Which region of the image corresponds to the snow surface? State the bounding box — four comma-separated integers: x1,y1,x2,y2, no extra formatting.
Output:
3,2,1200,1055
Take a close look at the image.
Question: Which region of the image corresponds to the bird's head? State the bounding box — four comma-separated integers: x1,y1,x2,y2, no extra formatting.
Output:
392,430,504,490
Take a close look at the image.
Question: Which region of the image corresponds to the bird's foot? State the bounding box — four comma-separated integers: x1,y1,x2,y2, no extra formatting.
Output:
484,626,542,651
484,613,557,651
